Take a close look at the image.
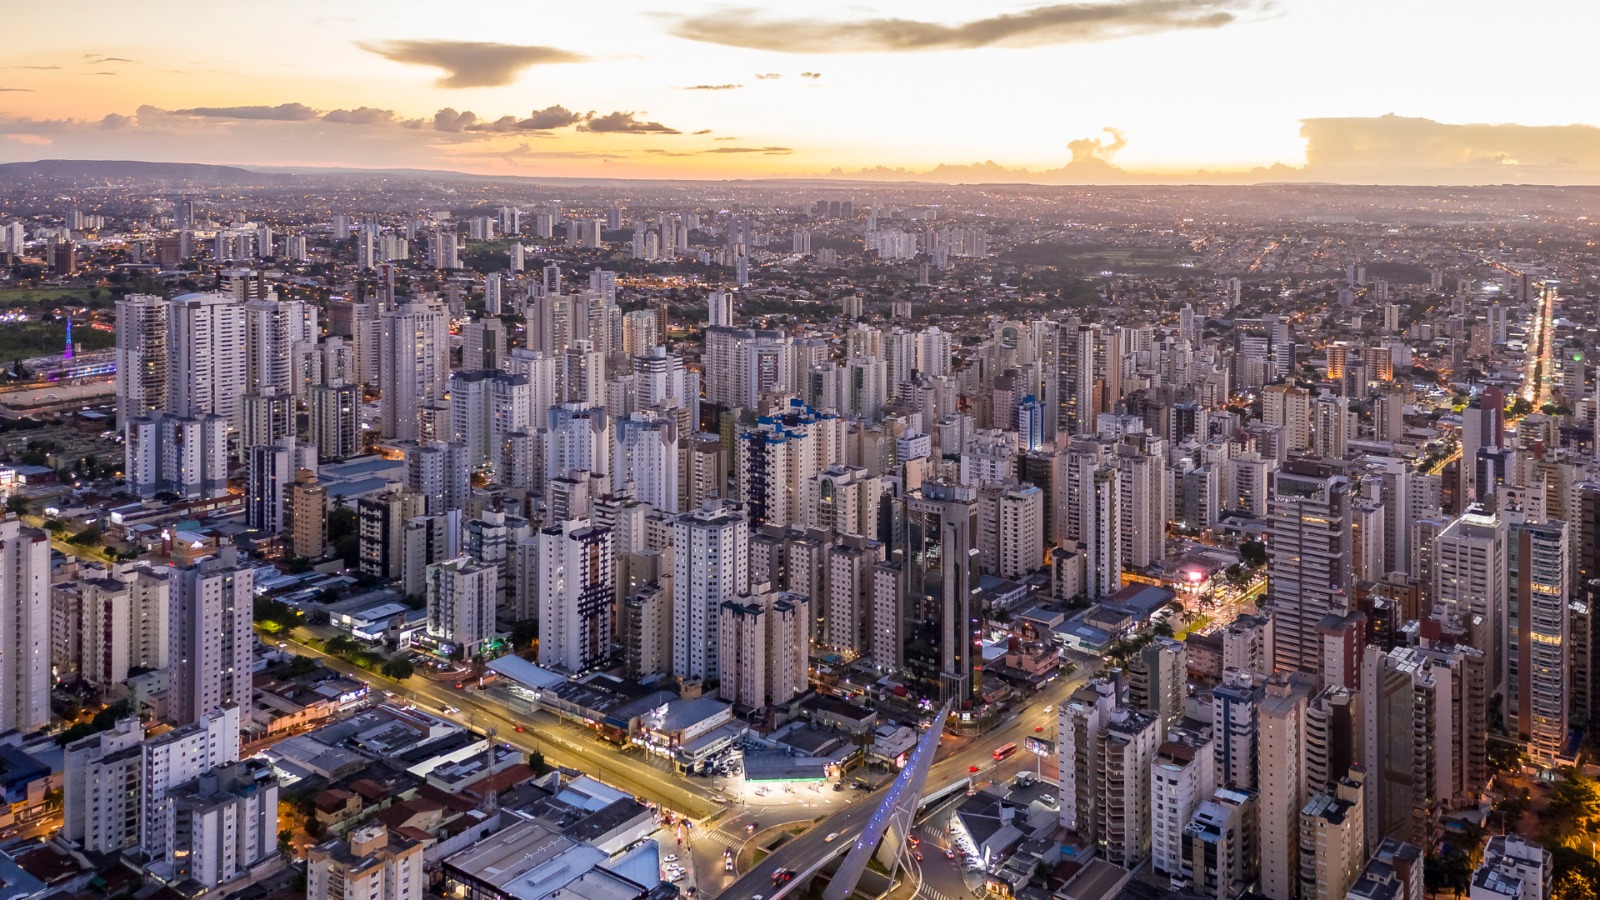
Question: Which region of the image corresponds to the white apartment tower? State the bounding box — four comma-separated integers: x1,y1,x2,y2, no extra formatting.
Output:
379,300,449,440
672,501,750,681
168,553,254,727
537,521,615,675
0,521,49,733
167,292,247,443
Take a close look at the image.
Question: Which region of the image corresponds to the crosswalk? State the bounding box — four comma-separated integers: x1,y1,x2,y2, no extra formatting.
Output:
917,886,963,900
698,829,741,850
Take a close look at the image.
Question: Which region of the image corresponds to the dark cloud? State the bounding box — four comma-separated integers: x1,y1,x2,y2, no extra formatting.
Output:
696,130,717,136
754,73,782,80
89,56,135,64
0,88,34,93
322,106,399,125
518,105,584,130
671,1,1256,53
580,111,680,134
358,40,587,88
713,136,738,140
432,108,479,132
100,114,134,130
172,103,321,121
801,72,822,79
425,106,587,133
1068,127,1126,163
704,146,794,155
684,84,743,91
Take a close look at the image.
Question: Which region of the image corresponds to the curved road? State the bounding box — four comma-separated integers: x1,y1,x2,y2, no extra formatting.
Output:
718,668,1088,898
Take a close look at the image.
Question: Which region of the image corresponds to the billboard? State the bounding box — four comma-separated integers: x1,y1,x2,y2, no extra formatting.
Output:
1024,736,1054,757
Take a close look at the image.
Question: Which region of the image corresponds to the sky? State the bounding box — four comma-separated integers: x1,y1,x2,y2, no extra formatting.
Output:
3,0,1600,183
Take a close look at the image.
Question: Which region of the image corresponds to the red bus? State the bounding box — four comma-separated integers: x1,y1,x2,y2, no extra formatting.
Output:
993,742,1018,761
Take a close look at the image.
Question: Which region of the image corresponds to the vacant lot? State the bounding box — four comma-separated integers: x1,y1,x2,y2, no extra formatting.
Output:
0,287,99,307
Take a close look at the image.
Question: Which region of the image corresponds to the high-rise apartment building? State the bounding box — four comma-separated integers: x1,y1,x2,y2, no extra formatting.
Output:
307,825,427,900
671,501,749,681
1265,461,1353,675
1507,519,1569,763
537,520,615,675
168,552,254,727
614,414,680,513
115,293,169,424
167,292,247,444
425,557,498,658
901,481,980,705
379,300,449,440
0,521,49,733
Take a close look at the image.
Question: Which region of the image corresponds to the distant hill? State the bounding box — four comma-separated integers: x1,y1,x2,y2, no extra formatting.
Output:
0,159,283,183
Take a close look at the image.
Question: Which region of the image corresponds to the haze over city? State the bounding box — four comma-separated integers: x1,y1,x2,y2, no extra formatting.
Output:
5,0,1600,182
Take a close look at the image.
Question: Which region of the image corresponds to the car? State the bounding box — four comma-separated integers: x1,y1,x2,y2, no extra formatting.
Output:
514,725,525,732
825,832,840,842
909,836,919,846
968,765,979,773
834,783,844,791
1041,794,1056,804
455,681,464,689
445,706,460,714
913,851,923,861
1035,725,1044,732
946,850,956,859
666,854,678,862
1043,706,1053,713
747,821,759,833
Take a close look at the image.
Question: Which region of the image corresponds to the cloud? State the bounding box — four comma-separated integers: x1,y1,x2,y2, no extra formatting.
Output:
5,66,60,71
670,0,1256,53
100,114,134,130
704,146,794,155
172,103,321,121
580,111,680,134
1297,115,1600,182
4,134,51,146
358,40,587,88
0,88,34,93
322,106,399,125
801,72,822,79
90,72,118,76
89,56,135,64
432,108,479,132
1067,126,1126,163
755,73,782,80
695,129,716,135
684,84,743,91
517,105,584,130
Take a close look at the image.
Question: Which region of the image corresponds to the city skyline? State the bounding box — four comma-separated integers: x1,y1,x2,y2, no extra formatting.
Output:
5,0,1600,182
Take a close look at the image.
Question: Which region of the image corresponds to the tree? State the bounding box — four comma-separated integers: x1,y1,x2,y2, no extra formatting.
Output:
4,494,28,516
528,750,548,774
1425,847,1472,898
1238,539,1268,569
1545,770,1600,844
66,527,102,547
380,656,414,681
